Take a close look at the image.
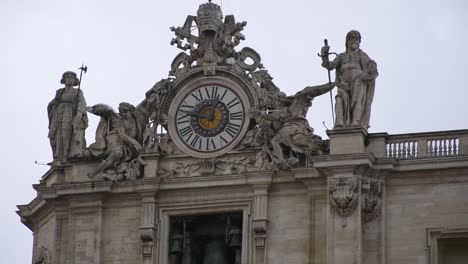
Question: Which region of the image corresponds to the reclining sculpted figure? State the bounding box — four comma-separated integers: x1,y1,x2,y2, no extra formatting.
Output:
85,103,146,181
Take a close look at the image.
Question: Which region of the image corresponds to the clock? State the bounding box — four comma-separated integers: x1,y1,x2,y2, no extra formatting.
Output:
167,82,250,158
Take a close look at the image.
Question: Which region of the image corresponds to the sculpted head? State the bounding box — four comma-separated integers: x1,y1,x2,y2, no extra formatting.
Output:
345,30,361,52
118,102,135,118
60,71,80,86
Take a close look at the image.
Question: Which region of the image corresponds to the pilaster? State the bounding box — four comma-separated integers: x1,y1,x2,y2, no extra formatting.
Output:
321,127,384,264
251,184,270,264
139,192,158,264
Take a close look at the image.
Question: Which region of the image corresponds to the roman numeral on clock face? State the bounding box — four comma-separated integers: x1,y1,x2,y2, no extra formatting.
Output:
205,86,219,99
229,111,243,121
225,122,241,138
191,90,204,102
179,126,193,137
226,97,240,109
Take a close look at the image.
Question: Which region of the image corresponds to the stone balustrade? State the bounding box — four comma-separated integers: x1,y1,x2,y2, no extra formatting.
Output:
384,129,468,159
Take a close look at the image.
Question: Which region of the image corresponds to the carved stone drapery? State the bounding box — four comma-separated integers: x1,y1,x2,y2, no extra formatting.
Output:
362,180,382,222
328,176,359,217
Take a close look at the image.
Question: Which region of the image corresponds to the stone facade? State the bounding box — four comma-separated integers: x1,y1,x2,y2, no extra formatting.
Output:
18,2,468,264
19,129,468,264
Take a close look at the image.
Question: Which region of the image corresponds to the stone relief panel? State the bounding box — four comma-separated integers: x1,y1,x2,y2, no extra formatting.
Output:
159,155,255,178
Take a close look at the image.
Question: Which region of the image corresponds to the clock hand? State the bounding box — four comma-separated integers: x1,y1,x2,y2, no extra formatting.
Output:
209,97,219,120
179,109,211,119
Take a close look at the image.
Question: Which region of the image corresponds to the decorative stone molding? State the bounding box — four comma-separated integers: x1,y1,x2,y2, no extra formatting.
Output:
159,156,254,178
362,180,382,222
252,185,269,251
139,193,158,264
328,176,359,217
252,219,268,248
426,226,468,264
251,185,269,264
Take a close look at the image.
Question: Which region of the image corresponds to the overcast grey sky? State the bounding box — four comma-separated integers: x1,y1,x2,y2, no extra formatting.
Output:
2,0,467,262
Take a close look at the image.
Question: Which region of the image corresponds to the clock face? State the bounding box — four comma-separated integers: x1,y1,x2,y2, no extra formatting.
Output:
168,83,249,158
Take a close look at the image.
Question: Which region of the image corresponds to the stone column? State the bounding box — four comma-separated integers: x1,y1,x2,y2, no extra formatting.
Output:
140,192,158,264
252,184,269,264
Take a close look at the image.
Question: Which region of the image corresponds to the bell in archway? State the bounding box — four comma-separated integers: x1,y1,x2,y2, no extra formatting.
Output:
227,227,242,248
202,238,228,264
170,233,184,254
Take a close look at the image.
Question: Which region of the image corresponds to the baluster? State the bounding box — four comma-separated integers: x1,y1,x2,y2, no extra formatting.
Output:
449,138,455,156
446,139,450,156
403,141,409,159
427,139,434,157
400,142,404,159
399,142,403,159
440,139,445,156
438,139,442,156
456,138,460,155
415,141,419,158
403,142,406,158
450,138,456,156
405,141,409,158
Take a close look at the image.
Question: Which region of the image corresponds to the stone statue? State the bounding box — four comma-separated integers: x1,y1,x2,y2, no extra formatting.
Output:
85,103,145,181
47,71,88,164
321,30,378,129
252,82,335,169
